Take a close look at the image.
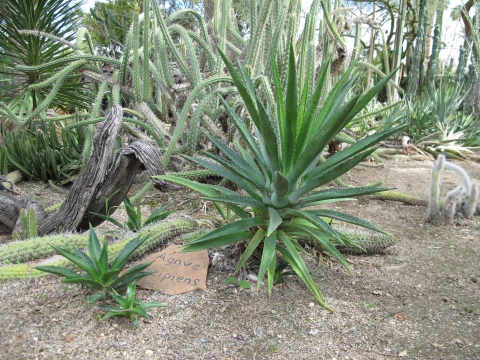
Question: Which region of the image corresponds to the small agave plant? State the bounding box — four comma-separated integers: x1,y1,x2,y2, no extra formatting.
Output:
156,44,404,310
100,282,167,329
36,225,154,303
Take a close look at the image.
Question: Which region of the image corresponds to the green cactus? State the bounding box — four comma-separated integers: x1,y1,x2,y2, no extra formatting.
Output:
406,0,427,99
0,149,12,176
336,231,395,255
464,184,479,219
0,0,399,183
426,8,443,94
428,155,478,222
0,170,22,193
1,234,88,263
4,120,87,184
0,218,198,280
166,169,216,180
11,207,38,241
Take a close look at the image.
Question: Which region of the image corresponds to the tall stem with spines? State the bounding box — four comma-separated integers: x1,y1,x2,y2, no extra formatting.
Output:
391,0,406,101
132,13,142,102
143,0,150,101
215,0,228,75
406,0,427,99
426,9,442,95
428,155,444,219
245,0,274,77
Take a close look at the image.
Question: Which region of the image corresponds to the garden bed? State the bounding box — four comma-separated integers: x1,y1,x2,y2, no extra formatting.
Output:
1,156,479,359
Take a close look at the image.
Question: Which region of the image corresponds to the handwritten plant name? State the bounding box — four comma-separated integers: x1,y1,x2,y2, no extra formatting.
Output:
149,252,202,287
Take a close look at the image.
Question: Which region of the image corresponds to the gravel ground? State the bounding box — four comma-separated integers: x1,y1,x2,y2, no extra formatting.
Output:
1,156,479,359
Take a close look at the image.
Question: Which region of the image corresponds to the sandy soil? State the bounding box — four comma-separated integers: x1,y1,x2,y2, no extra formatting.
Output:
0,155,479,360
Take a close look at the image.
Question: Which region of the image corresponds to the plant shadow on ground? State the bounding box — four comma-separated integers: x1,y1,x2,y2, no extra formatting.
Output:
0,156,479,359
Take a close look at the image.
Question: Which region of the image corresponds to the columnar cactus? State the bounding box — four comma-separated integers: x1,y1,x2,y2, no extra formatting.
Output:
428,154,445,218
428,154,478,223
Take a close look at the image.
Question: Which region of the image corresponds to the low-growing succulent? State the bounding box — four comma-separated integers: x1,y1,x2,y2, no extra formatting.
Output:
99,281,167,329
92,197,173,231
36,225,154,303
225,276,251,289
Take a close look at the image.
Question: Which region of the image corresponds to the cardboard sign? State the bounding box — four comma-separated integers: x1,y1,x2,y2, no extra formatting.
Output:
136,244,209,295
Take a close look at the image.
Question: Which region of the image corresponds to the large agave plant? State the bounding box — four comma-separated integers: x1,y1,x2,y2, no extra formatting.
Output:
157,45,404,310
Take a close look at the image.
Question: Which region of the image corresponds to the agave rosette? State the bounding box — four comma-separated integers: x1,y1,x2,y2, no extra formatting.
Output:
36,226,154,303
156,45,404,309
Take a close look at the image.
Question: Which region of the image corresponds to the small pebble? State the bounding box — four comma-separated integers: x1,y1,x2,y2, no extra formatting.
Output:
308,303,314,308
145,349,153,355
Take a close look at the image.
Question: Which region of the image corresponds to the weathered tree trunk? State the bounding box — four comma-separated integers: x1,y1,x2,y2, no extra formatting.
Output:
78,141,176,230
37,105,124,234
0,105,176,236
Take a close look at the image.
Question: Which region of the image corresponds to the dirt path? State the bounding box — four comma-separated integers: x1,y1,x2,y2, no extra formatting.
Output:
1,157,479,359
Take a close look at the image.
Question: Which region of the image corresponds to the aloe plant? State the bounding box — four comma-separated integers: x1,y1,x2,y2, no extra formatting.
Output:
393,82,480,158
3,121,87,184
156,45,404,310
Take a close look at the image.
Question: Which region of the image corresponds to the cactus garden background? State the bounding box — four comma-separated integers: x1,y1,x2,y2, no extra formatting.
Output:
0,0,479,359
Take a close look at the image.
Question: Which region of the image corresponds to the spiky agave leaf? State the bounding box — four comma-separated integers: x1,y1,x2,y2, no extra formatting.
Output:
157,44,403,310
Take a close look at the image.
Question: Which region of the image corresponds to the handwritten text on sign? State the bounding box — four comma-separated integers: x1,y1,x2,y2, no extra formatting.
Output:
136,244,209,295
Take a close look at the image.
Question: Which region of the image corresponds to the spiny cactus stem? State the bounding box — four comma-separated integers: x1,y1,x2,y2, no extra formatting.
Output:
0,218,200,280
443,160,472,193
428,166,441,218
5,170,22,184
444,186,464,224
464,184,479,218
17,30,75,50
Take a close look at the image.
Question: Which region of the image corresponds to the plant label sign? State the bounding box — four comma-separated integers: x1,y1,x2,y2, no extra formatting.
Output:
136,244,209,295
